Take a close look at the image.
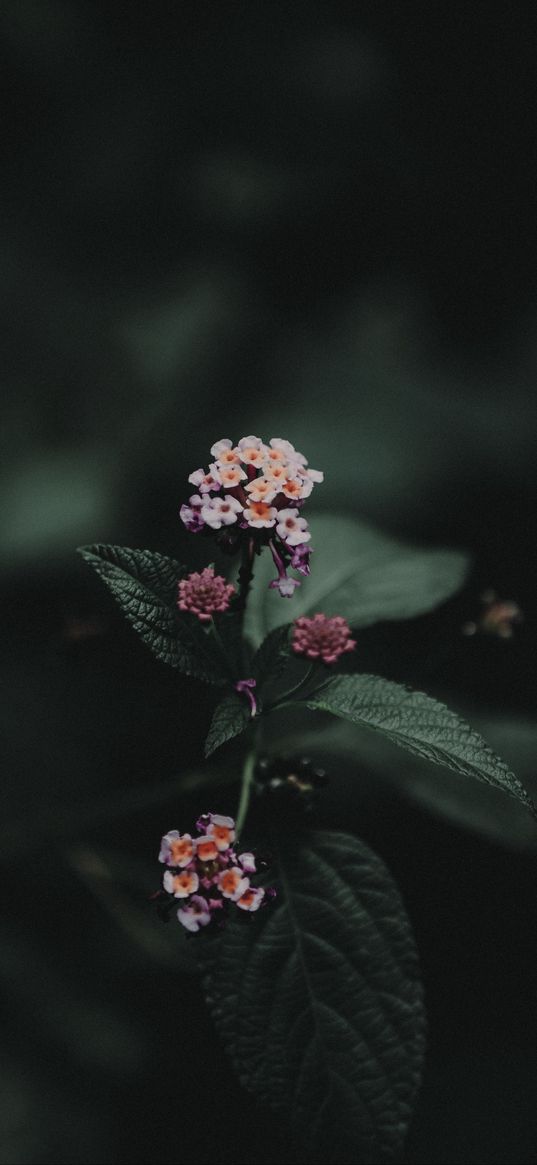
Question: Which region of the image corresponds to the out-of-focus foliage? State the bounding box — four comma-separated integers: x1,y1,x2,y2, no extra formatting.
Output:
2,2,537,1162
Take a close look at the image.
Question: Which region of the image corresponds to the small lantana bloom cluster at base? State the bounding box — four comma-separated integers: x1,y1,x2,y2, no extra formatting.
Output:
292,613,356,665
157,813,275,931
177,567,236,622
180,436,323,597
462,589,523,640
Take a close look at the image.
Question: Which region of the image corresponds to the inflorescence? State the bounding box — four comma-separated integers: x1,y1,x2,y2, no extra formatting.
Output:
156,813,275,932
180,436,323,597
177,566,236,622
292,613,356,664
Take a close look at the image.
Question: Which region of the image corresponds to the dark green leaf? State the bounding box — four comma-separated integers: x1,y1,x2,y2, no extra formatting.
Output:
244,514,469,645
200,829,425,1163
304,674,536,816
78,544,227,684
275,713,537,851
252,624,291,690
204,694,251,757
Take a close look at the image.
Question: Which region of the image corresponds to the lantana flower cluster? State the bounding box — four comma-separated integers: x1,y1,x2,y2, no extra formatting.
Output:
291,613,356,664
180,436,323,597
157,813,274,932
177,566,236,622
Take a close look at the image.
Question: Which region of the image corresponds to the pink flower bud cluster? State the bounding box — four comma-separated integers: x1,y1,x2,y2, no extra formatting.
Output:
292,613,356,665
180,436,323,597
157,813,274,932
177,567,236,622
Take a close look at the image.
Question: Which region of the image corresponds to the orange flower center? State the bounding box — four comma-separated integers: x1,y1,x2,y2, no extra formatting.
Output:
170,838,192,863
250,501,271,518
213,826,232,846
197,840,218,861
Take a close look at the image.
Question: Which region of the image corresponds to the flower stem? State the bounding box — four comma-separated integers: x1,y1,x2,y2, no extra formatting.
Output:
207,618,235,681
235,749,256,840
235,537,255,613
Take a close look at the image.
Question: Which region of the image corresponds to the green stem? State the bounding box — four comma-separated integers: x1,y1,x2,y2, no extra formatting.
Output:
235,537,255,613
235,749,256,839
207,618,235,681
209,617,226,657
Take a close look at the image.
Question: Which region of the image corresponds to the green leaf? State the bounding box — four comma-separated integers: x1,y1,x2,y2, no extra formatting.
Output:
275,712,537,850
78,544,227,684
304,674,537,816
200,829,425,1163
252,624,291,690
204,694,251,757
244,513,469,645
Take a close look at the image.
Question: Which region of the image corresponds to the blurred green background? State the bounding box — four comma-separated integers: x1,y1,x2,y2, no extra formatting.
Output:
2,3,537,1162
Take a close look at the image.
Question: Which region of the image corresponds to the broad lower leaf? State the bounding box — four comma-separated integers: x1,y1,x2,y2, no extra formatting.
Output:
78,544,227,684
200,829,425,1163
252,624,291,690
304,674,536,816
244,513,469,645
204,693,251,757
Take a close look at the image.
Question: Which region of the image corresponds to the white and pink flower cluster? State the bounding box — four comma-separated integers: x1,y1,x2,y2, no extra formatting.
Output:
157,812,274,932
180,436,323,597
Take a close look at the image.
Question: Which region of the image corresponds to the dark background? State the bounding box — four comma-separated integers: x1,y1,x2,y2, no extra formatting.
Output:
2,3,537,1163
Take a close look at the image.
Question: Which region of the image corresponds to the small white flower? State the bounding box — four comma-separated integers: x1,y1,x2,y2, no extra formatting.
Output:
188,467,221,493
217,867,250,901
276,509,311,546
239,444,266,468
177,896,212,931
210,438,233,458
238,435,263,450
238,852,256,873
270,575,301,597
299,465,324,483
263,464,289,485
281,476,313,501
201,494,243,529
163,869,200,898
245,477,277,502
270,438,307,467
243,501,277,528
209,813,235,829
236,886,265,912
218,465,247,489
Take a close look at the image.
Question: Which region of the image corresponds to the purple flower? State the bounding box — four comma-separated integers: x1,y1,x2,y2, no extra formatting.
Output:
290,542,313,576
235,678,257,716
269,575,301,597
180,493,205,533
